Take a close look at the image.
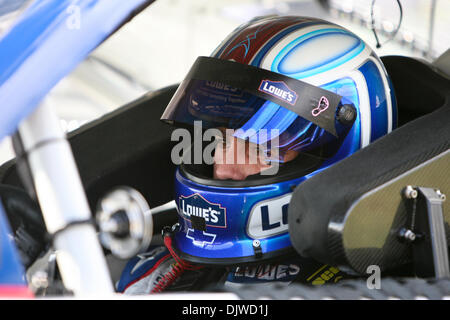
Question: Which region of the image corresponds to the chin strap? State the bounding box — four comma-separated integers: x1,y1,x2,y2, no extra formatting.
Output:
151,227,203,293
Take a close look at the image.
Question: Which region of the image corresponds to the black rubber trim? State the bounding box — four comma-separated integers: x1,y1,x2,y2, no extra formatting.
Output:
179,151,324,188
174,242,296,267
12,137,66,160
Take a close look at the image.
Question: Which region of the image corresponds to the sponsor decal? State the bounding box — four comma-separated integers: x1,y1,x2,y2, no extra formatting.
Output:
307,265,343,285
179,193,227,228
247,194,291,239
258,80,298,105
311,96,329,117
205,80,238,93
228,263,300,283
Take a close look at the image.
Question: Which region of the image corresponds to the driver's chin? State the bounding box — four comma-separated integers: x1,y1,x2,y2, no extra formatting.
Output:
213,162,270,181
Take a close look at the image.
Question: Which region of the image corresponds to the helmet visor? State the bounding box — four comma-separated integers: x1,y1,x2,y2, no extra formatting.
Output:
161,57,350,162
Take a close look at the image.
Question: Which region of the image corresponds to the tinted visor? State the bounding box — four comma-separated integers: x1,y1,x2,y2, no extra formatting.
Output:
161,57,350,161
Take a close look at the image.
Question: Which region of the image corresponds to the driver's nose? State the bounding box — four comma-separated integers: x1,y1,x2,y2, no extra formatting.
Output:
213,136,270,181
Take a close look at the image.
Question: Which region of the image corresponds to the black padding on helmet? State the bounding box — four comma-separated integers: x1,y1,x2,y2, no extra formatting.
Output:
288,56,450,267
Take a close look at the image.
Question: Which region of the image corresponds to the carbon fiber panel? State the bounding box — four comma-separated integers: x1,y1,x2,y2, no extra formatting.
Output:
336,151,449,274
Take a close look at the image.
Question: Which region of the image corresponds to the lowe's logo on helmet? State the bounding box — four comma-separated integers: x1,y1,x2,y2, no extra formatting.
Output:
247,193,291,239
179,193,227,228
258,80,298,105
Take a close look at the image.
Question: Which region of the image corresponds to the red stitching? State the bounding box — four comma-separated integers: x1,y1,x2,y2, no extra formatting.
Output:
150,235,203,293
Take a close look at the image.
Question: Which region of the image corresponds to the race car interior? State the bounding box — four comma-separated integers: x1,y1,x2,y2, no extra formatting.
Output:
0,51,448,296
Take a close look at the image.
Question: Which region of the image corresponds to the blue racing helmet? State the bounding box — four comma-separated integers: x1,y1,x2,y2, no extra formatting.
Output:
160,16,397,265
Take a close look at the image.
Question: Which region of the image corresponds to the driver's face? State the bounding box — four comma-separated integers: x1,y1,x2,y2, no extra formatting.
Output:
213,130,298,181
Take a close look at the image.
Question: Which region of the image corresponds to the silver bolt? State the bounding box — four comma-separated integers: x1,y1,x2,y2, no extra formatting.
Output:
404,186,418,199
404,229,416,241
399,228,416,242
436,190,446,202
253,240,261,247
